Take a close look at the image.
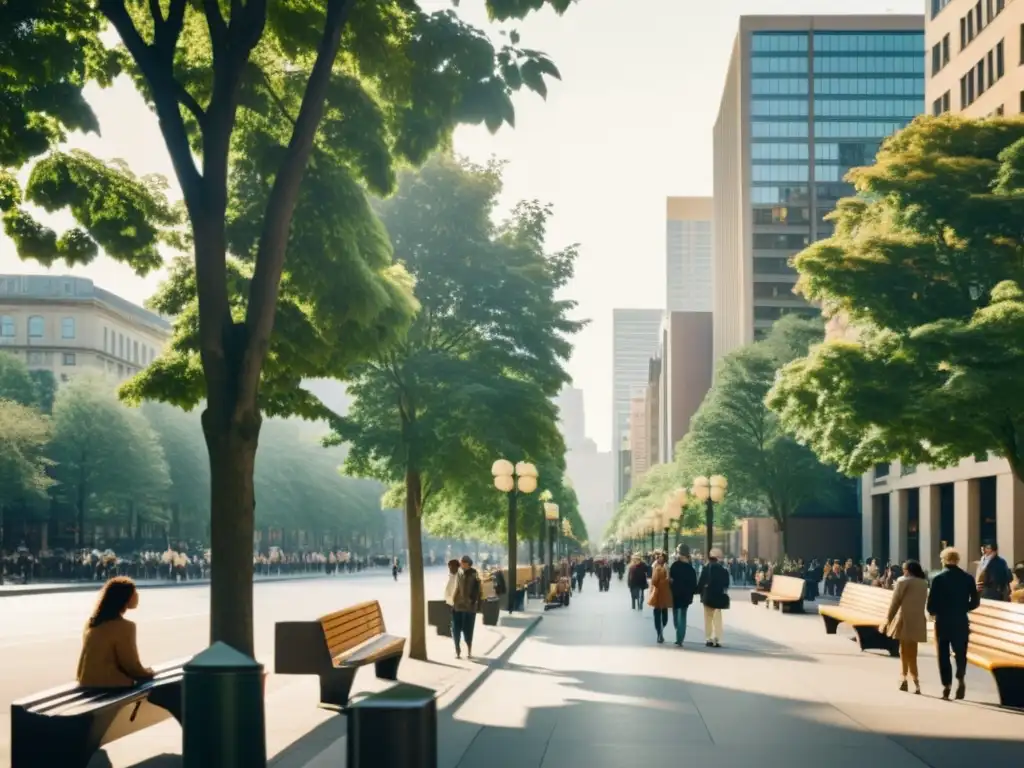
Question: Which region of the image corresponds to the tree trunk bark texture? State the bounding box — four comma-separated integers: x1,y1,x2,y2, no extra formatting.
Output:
203,407,260,657
405,469,427,661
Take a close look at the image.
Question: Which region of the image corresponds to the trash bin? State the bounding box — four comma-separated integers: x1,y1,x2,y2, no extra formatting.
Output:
427,600,452,637
182,642,266,768
480,596,500,626
348,683,437,768
514,587,526,611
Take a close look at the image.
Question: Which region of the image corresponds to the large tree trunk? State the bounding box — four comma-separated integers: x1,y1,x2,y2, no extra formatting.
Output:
202,407,260,656
405,468,427,660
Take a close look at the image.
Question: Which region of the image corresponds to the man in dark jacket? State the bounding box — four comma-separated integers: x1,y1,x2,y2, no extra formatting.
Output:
927,546,981,700
669,545,698,646
696,548,731,647
976,542,1012,601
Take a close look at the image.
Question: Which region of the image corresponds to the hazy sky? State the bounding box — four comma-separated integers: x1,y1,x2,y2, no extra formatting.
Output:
0,0,919,450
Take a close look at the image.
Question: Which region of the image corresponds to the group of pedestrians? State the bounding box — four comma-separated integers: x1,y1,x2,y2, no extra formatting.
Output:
444,556,482,659
627,545,732,647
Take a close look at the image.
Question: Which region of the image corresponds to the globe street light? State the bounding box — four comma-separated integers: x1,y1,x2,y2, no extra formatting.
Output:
492,459,538,613
661,488,687,553
692,474,728,557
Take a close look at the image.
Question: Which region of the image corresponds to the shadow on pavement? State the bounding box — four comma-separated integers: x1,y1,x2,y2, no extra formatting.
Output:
444,667,1024,768
89,752,181,768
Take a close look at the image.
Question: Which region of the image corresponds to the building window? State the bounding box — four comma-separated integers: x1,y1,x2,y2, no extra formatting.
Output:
61,317,75,339
103,327,108,352
932,0,953,18
978,57,986,95
27,351,45,365
0,316,14,338
931,42,942,75
997,39,1005,78
28,315,44,338
148,346,155,363
63,353,76,366
943,34,950,67
942,91,950,113
119,333,124,358
133,340,139,362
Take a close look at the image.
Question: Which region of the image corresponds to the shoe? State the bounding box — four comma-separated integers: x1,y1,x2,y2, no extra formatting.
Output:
899,679,908,692
657,635,664,644
674,640,683,646
705,641,714,647
455,650,461,659
713,642,721,648
941,687,951,700
955,679,966,700
913,680,921,695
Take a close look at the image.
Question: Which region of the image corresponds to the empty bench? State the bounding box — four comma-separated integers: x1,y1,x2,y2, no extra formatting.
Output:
10,659,185,768
818,582,899,656
275,600,405,710
966,599,1024,708
759,574,806,613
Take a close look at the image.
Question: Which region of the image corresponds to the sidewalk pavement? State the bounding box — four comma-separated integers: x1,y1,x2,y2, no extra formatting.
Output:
87,600,544,768
0,569,387,598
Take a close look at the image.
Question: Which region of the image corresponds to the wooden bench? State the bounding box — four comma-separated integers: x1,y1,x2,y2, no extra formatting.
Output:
274,600,405,710
10,659,185,768
819,582,900,656
966,599,1024,708
760,575,806,613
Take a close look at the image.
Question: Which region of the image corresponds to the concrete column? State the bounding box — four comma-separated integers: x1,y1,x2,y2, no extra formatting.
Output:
996,473,1024,566
890,489,908,564
954,479,981,573
918,485,941,571
860,476,875,561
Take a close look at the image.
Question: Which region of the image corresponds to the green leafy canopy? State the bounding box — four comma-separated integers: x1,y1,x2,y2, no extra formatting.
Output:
768,116,1024,482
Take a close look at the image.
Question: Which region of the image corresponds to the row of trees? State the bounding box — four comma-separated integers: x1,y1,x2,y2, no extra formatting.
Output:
606,316,855,552
768,117,1024,489
0,353,388,552
3,2,581,656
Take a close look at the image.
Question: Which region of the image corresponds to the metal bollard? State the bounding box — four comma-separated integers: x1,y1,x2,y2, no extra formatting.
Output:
347,683,437,768
182,642,267,768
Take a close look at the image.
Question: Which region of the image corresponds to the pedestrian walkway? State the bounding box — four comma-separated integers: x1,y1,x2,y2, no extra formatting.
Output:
80,577,1024,768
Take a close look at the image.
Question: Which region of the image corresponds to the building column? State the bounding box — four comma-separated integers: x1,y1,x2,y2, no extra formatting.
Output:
890,489,908,564
918,485,941,571
954,479,981,573
996,473,1024,567
860,475,875,562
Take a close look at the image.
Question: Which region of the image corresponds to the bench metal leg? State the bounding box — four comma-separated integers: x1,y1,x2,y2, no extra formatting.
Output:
375,654,402,682
853,626,900,656
10,711,96,768
319,667,357,710
991,668,1024,709
821,615,840,634
780,601,804,614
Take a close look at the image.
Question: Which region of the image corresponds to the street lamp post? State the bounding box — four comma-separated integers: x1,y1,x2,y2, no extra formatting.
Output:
543,500,559,599
664,488,687,554
691,475,728,556
492,459,539,614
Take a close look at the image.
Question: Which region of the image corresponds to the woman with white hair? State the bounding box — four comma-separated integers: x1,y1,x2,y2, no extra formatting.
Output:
926,546,981,700
696,548,731,647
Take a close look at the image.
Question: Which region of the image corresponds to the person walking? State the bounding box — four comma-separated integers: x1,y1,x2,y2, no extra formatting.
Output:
668,544,698,646
881,560,929,694
451,556,482,659
647,551,672,644
696,548,730,647
628,554,648,611
927,547,981,700
976,542,1012,601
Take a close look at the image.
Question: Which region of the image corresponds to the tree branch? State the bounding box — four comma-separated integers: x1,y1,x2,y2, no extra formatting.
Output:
240,0,357,401
202,0,229,47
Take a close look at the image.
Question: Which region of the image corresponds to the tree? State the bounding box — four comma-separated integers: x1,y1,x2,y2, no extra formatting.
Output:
334,156,580,659
6,1,577,654
0,353,45,409
768,116,1024,483
679,316,845,551
49,376,169,546
0,400,54,547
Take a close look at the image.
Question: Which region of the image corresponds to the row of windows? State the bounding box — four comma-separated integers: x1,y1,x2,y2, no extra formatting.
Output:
960,39,1006,109
815,98,921,118
751,121,907,140
751,33,923,54
750,185,810,205
0,315,77,339
752,143,809,161
751,56,808,74
754,305,819,322
753,206,810,225
102,327,156,366
813,56,924,75
814,78,925,96
752,164,809,183
933,90,952,116
961,0,1007,51
753,233,811,251
754,282,798,299
753,257,797,275
752,121,808,138
932,0,954,18
814,141,880,165
24,350,77,367
931,34,951,77
751,99,809,117
813,33,923,53
752,78,808,95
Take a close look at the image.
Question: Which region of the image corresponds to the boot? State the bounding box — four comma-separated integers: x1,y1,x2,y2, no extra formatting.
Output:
955,678,966,700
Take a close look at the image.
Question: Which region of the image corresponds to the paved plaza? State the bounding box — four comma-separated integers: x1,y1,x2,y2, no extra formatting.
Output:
1,573,1021,768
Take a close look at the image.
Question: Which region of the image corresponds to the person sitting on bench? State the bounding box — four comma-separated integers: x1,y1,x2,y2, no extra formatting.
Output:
76,577,180,718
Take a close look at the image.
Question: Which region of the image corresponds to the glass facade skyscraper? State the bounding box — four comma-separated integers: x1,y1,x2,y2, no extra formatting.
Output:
713,17,925,360
748,28,924,335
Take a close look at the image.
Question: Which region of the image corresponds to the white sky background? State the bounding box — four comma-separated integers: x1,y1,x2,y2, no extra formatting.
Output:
0,0,920,450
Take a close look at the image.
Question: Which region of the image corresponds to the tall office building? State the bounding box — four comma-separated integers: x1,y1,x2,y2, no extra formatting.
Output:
927,0,1021,117
712,15,925,361
666,197,713,312
612,308,663,502
859,1,1024,571
556,386,588,450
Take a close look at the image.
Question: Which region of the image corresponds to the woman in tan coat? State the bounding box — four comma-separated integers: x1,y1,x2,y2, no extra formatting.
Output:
881,560,929,694
647,551,672,644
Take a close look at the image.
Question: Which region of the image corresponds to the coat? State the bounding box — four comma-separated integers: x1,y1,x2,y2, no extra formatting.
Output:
77,618,153,688
927,564,980,638
452,567,481,613
628,562,649,590
668,559,698,607
647,563,673,609
884,575,929,643
697,560,731,610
